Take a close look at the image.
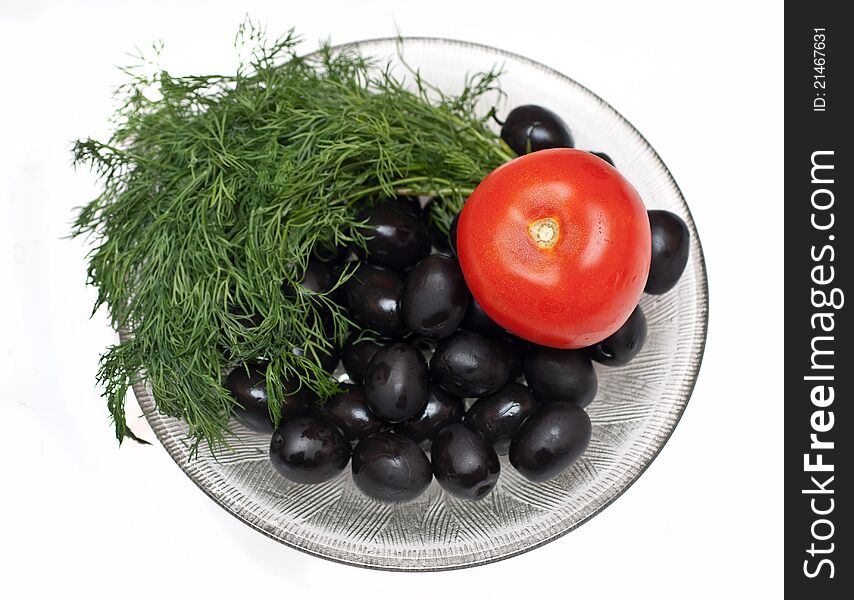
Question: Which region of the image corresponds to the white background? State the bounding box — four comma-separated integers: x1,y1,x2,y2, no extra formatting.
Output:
0,1,783,597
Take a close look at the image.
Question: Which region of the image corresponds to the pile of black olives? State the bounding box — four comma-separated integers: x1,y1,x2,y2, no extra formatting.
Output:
223,104,691,504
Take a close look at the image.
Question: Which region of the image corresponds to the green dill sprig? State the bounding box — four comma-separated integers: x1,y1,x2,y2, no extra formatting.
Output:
72,23,509,456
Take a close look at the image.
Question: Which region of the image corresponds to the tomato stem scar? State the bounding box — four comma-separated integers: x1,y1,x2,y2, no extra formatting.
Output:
529,217,559,249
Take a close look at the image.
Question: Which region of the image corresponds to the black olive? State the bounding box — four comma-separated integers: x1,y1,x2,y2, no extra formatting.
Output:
225,363,275,432
430,330,510,397
589,151,615,166
279,382,317,422
500,105,574,155
364,342,429,422
449,212,460,257
401,255,470,340
314,384,384,442
461,296,504,338
313,242,349,265
646,210,690,294
587,305,647,366
431,424,500,501
496,334,525,380
509,403,591,483
356,202,431,272
344,264,408,338
411,336,437,356
523,346,597,407
400,384,464,444
320,345,340,372
282,261,338,297
394,196,425,221
427,212,459,257
301,261,338,292
429,219,452,255
224,363,313,433
341,335,384,384
351,432,433,502
465,383,538,454
269,416,351,484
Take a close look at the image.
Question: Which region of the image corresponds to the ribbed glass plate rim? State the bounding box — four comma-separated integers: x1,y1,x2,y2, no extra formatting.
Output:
128,36,709,571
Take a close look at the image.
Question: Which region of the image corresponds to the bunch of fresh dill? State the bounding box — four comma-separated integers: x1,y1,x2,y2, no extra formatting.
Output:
72,24,511,455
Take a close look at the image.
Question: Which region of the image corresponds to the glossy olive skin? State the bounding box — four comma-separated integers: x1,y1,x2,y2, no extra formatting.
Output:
461,296,504,337
394,196,425,221
341,335,384,384
314,384,384,441
283,261,338,297
500,105,574,155
411,337,437,359
429,220,452,255
431,424,500,500
430,331,511,397
351,432,433,502
364,343,429,422
509,403,592,483
279,383,318,422
465,383,538,454
646,210,690,294
449,213,460,257
319,345,340,372
224,363,276,432
496,335,524,380
357,203,431,272
587,305,647,366
344,264,407,338
400,384,464,444
402,255,470,340
523,346,598,408
589,151,615,166
428,213,459,257
269,416,352,484
313,241,349,265
224,363,313,433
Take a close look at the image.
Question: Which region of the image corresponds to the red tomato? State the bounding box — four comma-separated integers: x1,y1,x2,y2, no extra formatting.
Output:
457,148,650,349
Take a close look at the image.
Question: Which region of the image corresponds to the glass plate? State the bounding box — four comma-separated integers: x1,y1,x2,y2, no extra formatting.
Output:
128,37,708,571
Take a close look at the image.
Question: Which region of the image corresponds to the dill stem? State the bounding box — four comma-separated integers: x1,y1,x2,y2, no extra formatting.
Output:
393,186,476,198
346,175,459,205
